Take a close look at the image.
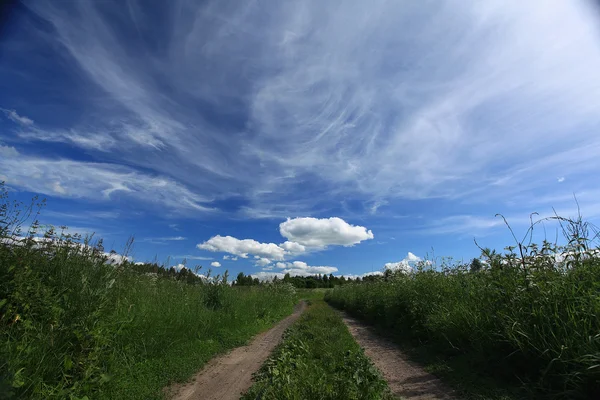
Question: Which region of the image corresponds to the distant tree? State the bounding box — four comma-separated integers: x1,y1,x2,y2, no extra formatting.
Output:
470,258,483,273
235,272,247,286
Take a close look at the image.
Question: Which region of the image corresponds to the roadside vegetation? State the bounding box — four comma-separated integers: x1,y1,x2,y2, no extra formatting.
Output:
326,214,600,399
0,185,297,400
243,296,394,400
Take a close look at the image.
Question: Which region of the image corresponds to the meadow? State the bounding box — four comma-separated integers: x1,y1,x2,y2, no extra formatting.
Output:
0,186,296,400
326,216,600,399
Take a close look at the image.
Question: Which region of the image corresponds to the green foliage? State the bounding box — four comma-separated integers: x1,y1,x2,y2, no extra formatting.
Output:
0,184,297,399
326,216,600,399
243,300,393,400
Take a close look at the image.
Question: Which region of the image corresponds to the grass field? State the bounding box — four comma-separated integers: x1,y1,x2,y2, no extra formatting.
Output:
243,296,393,400
326,217,600,399
0,188,297,400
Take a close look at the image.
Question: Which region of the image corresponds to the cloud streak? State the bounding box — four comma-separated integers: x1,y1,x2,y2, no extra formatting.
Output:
0,0,595,218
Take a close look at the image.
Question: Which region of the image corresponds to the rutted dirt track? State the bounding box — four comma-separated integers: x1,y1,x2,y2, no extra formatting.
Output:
341,314,457,400
167,301,306,400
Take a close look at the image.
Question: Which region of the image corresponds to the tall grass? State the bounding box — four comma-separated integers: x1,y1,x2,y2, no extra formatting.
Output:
326,215,600,399
0,185,297,399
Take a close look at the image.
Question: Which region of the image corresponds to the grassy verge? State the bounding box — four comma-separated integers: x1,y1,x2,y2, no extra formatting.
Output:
0,187,297,400
326,217,600,400
242,297,394,400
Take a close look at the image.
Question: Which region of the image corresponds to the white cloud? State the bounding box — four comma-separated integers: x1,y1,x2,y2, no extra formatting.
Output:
197,235,286,260
210,261,221,267
344,271,384,279
272,260,338,275
2,236,131,265
0,144,19,158
384,252,424,274
419,215,504,235
255,258,271,267
279,217,374,248
253,260,338,280
6,0,600,220
104,252,132,265
279,241,306,254
557,177,565,183
141,236,186,243
170,264,189,272
369,200,387,215
251,272,286,281
0,153,214,213
1,108,33,125
174,255,213,260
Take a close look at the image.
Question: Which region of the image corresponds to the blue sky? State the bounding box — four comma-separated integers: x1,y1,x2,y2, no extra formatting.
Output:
2,0,600,279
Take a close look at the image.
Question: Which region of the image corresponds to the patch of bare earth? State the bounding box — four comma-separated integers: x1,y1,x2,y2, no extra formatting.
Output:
165,301,306,400
341,313,457,400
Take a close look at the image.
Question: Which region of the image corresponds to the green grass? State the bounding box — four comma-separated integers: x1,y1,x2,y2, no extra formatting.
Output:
0,187,298,400
242,298,394,400
326,217,600,400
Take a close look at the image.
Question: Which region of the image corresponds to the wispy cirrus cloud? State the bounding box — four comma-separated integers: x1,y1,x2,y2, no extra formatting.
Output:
0,0,596,218
140,236,187,244
0,149,214,213
1,108,33,126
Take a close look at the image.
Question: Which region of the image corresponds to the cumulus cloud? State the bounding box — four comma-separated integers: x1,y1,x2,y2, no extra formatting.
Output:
210,261,221,267
223,255,238,261
272,260,338,275
255,258,271,267
197,217,373,262
344,271,384,279
384,252,423,274
279,241,306,254
279,217,374,248
198,235,286,260
170,263,186,272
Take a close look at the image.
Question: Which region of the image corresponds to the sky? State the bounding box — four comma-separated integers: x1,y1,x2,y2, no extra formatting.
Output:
2,0,600,279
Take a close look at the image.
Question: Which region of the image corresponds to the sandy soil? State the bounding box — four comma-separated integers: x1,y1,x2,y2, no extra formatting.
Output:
341,314,457,400
166,301,307,400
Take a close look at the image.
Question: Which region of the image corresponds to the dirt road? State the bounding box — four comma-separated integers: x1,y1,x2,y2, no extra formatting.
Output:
341,314,456,400
167,301,307,400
